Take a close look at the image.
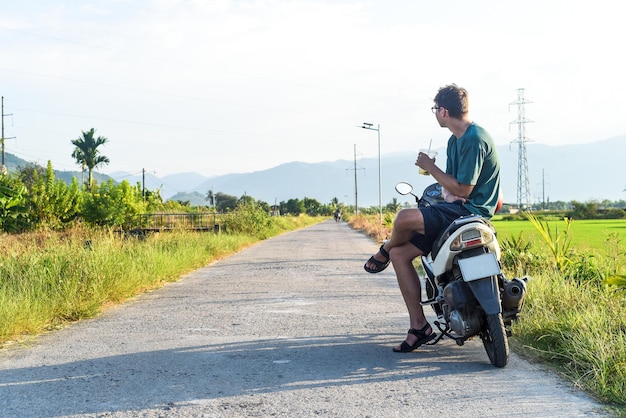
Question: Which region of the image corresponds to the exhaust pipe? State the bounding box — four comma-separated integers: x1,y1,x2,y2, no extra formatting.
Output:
501,277,527,312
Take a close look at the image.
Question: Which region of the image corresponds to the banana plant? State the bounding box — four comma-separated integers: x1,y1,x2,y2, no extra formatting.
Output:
0,183,28,232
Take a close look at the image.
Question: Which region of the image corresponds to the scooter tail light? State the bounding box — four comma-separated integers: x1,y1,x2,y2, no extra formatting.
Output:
450,228,493,251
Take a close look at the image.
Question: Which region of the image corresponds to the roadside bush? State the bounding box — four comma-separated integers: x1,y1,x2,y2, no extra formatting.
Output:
26,161,82,229
597,208,626,219
499,232,550,277
81,180,146,228
223,202,273,238
562,252,603,285
569,201,599,219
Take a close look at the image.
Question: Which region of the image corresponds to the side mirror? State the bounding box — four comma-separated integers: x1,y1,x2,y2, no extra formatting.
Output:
395,182,413,196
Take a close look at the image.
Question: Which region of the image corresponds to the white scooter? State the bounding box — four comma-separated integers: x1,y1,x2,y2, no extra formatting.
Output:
396,182,527,367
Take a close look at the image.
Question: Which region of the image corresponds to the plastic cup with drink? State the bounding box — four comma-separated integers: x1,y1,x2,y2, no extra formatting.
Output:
417,148,437,175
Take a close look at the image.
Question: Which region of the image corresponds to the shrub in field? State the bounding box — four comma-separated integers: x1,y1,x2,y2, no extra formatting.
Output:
81,179,147,228
223,202,273,238
568,201,599,219
526,212,573,272
563,252,604,285
281,198,305,216
500,232,550,277
303,197,330,216
27,161,82,229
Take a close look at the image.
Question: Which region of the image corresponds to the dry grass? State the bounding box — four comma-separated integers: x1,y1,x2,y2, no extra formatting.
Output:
346,214,392,243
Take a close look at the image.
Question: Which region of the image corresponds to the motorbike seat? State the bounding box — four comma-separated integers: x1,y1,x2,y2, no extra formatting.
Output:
430,214,494,261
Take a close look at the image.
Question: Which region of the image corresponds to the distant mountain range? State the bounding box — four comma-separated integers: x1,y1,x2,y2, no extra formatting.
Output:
3,153,112,185
7,136,623,207
108,135,625,207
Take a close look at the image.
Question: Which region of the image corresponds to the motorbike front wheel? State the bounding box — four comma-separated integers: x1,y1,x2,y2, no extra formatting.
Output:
481,313,509,368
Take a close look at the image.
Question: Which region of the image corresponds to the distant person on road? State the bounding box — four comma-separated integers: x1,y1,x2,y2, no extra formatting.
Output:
363,84,501,353
334,209,342,222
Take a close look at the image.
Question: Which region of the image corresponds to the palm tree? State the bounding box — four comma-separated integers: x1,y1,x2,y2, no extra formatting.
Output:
71,128,110,191
385,197,402,212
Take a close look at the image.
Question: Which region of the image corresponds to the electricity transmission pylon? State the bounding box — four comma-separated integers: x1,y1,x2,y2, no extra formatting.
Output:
510,88,533,210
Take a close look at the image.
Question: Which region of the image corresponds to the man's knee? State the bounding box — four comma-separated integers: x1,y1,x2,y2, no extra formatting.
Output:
395,208,424,233
389,244,422,263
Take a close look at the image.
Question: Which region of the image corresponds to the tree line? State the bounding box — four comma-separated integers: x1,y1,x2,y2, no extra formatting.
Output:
0,128,347,233
3,127,620,233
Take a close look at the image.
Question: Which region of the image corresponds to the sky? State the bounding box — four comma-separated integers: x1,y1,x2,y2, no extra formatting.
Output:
1,0,624,179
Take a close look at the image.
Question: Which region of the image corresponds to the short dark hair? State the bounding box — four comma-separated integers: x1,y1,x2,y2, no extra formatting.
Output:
434,84,469,118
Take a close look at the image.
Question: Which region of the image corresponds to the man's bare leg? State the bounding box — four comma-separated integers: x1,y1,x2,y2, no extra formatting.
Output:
364,208,425,270
389,242,433,350
363,207,433,348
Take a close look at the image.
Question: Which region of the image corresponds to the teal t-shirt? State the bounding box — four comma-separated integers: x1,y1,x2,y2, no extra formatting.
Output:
446,123,501,218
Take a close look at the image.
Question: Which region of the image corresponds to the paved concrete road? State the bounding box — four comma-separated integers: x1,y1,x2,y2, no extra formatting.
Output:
0,221,611,417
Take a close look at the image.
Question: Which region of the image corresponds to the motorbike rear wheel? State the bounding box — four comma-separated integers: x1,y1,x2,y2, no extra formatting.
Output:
481,313,509,368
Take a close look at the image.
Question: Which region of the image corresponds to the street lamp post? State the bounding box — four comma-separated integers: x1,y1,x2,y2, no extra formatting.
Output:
359,122,382,224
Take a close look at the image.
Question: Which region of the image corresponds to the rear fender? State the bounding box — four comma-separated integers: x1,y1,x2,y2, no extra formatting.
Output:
467,277,501,315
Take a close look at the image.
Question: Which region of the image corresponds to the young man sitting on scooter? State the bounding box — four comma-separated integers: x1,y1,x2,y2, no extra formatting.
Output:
364,84,501,353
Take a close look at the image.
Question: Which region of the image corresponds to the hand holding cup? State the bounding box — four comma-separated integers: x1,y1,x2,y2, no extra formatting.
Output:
416,148,437,175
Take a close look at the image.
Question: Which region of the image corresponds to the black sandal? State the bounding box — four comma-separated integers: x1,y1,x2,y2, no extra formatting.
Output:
392,323,437,353
364,244,390,274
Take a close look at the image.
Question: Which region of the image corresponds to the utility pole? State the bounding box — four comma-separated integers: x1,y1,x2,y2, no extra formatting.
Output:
346,144,365,216
538,169,551,210
142,168,146,200
542,169,545,210
510,88,533,210
353,144,358,215
1,96,15,173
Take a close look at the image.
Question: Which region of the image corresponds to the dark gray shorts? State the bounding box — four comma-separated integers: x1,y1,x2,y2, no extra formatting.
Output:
409,201,472,254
